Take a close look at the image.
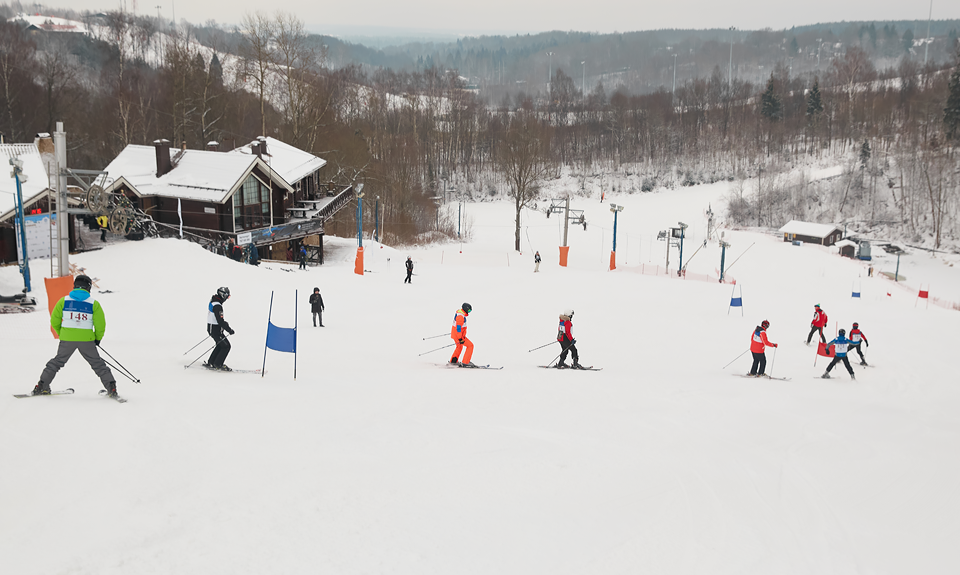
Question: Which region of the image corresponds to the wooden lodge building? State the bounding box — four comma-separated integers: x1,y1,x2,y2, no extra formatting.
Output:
778,220,843,247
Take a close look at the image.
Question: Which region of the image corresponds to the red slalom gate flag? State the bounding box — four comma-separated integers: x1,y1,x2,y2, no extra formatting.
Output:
919,290,929,299
817,342,835,357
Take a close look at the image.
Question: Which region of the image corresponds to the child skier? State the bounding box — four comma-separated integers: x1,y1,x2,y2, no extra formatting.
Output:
748,319,778,377
822,328,856,380
450,303,475,367
849,322,869,365
205,287,235,371
806,304,827,345
556,309,584,369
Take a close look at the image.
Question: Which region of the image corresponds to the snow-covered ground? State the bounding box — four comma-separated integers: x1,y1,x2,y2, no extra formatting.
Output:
2,179,959,574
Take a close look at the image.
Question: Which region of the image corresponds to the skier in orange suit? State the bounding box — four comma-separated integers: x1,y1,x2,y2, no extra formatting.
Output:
450,303,475,367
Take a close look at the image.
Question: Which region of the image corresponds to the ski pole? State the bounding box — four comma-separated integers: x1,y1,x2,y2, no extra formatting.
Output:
102,359,139,383
418,343,455,356
422,333,448,341
97,345,141,383
528,340,557,352
186,342,219,369
722,349,750,369
769,347,778,376
183,336,211,355
545,342,573,367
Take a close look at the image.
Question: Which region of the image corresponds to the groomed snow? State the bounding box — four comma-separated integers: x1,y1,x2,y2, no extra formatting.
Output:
2,178,959,574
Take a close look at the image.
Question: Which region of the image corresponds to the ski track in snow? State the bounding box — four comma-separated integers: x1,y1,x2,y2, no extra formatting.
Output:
2,176,960,574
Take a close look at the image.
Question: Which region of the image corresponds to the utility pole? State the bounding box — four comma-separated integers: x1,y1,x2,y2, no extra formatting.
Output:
924,0,933,64
719,239,731,282
728,27,735,90
563,197,570,248
677,221,688,275
10,157,31,291
672,53,678,101
609,204,624,271
54,122,69,278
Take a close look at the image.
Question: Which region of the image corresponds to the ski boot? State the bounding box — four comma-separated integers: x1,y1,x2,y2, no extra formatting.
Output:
32,381,51,396
572,362,584,370
217,365,233,372
850,373,856,380
105,381,118,398
556,361,569,369
449,357,459,364
459,362,477,368
821,372,831,379
859,361,868,366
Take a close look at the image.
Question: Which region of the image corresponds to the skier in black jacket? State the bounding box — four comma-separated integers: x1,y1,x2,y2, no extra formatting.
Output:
309,287,325,327
404,257,414,283
205,287,235,371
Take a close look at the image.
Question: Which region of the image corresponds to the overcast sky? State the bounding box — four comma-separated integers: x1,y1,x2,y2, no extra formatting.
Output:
46,1,960,36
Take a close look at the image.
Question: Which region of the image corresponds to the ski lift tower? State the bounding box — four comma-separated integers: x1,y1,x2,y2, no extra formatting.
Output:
546,198,586,267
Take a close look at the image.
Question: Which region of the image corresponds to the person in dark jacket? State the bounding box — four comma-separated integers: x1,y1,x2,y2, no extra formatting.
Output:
534,251,541,272
299,245,308,270
309,287,325,327
849,322,869,365
205,287,235,371
404,257,414,283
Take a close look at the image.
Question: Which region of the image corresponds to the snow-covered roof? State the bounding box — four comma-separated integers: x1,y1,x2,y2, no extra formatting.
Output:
229,137,326,188
0,143,54,222
9,13,88,33
103,145,292,204
835,239,857,249
778,220,841,238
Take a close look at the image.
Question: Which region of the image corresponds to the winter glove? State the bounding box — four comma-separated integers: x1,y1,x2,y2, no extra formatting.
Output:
458,338,465,344
571,339,577,345
227,328,236,335
773,343,778,348
95,339,101,346
866,341,869,347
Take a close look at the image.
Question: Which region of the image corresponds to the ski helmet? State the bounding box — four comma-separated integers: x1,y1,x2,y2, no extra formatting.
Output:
563,309,575,318
217,286,231,300
761,320,770,329
838,328,846,336
815,304,821,308
74,274,93,291
314,287,320,292
852,322,859,328
461,303,472,313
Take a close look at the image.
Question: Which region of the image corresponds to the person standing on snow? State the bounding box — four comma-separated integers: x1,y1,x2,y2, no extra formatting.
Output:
32,274,117,397
556,309,583,369
822,328,856,380
849,322,869,366
450,303,475,367
534,251,541,273
748,319,778,377
309,287,325,327
806,304,828,345
298,245,308,270
404,257,414,283
205,287,235,371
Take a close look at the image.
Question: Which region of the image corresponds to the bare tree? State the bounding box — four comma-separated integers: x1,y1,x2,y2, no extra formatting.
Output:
239,12,275,136
497,113,552,251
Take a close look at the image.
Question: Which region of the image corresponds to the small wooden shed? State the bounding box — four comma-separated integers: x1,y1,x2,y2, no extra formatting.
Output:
778,220,843,246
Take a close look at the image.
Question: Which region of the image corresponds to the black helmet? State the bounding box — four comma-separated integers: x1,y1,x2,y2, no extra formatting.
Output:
314,287,320,292
217,287,231,300
838,328,846,336
462,303,472,313
852,322,859,328
74,274,92,291
761,320,770,329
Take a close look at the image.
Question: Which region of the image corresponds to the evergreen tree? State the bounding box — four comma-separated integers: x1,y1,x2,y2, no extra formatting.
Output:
859,140,871,168
902,29,914,54
806,78,824,119
760,75,782,121
945,46,960,142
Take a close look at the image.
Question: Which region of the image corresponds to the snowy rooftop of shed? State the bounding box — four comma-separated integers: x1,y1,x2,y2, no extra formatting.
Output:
230,137,326,188
835,239,857,248
103,145,277,204
778,220,841,238
0,143,53,221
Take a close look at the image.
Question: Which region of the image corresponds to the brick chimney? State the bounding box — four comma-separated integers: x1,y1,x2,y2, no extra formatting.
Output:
206,141,220,151
154,139,172,177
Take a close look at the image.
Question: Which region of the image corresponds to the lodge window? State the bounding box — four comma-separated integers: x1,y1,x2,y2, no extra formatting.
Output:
233,174,271,231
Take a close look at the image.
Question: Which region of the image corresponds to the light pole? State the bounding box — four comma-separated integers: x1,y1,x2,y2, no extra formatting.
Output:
546,51,554,89
728,27,735,90
374,195,380,243
9,157,31,292
816,38,823,71
672,53,678,100
924,0,933,64
609,203,624,270
719,240,731,282
677,221,688,276
581,60,586,99
355,183,365,247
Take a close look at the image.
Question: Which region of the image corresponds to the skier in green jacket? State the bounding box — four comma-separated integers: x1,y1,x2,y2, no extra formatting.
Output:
32,274,117,397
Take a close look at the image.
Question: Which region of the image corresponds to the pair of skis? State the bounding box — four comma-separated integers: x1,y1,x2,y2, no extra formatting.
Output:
13,388,127,403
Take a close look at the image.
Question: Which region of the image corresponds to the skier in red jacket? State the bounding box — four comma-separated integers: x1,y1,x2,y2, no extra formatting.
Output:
849,322,869,365
556,309,584,369
806,304,827,345
748,320,778,377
